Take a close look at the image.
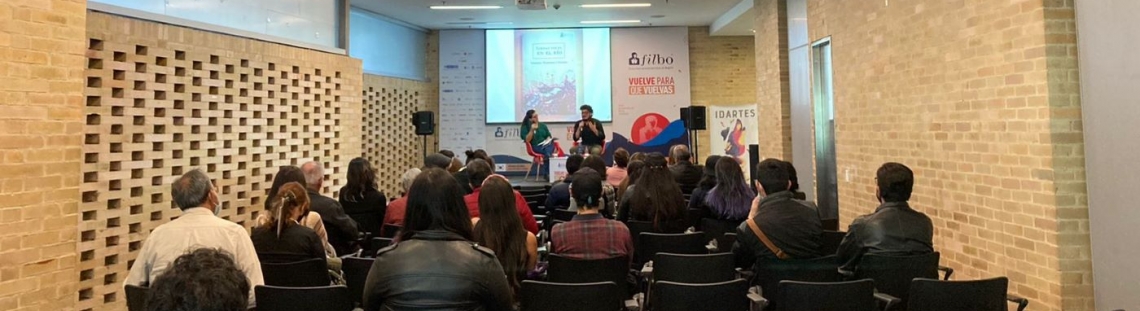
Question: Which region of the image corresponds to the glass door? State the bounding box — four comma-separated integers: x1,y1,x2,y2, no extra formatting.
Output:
811,38,839,228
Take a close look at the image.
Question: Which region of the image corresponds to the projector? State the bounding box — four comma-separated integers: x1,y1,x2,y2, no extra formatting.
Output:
517,0,547,10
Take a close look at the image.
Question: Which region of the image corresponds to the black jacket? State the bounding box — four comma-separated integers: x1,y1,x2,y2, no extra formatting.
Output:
545,178,574,210
250,224,326,263
308,190,360,256
837,201,934,275
733,191,823,269
363,230,513,311
573,118,606,146
339,187,387,236
670,162,703,190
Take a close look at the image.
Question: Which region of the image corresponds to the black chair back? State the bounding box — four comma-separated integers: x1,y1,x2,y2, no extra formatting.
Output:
551,209,577,222
380,224,402,238
254,285,354,311
125,284,148,311
651,279,750,311
752,255,843,308
700,218,742,244
520,281,623,311
686,208,710,230
778,279,877,311
260,258,330,287
653,253,736,283
547,254,629,294
716,233,737,253
635,232,708,268
369,237,393,256
854,252,940,304
625,221,655,246
819,230,846,255
907,277,1011,311
347,211,383,237
341,257,375,306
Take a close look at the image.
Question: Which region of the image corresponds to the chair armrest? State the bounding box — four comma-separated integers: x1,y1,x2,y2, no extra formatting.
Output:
873,292,901,311
624,297,641,311
748,286,768,311
640,263,654,281
736,268,755,280
938,265,954,280
706,241,718,253
1006,294,1029,311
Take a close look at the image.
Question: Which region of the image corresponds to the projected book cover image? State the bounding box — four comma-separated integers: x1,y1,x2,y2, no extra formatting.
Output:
515,30,585,121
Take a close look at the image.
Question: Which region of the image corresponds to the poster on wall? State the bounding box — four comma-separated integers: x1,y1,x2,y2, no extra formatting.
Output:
608,27,692,156
439,30,487,162
707,105,759,180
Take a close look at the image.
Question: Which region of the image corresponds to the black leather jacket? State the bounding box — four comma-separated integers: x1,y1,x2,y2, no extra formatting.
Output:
733,191,823,269
836,201,934,275
363,230,513,311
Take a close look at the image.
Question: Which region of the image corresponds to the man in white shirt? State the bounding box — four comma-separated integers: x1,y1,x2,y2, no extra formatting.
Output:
124,169,264,308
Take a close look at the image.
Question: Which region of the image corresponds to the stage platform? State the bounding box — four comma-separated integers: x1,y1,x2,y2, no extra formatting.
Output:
506,175,556,188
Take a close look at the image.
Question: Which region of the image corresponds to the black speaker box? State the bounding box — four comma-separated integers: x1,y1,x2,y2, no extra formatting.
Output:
412,111,434,135
689,106,707,130
680,107,691,129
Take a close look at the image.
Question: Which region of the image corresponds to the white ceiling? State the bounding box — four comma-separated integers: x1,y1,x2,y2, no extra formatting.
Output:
353,0,752,35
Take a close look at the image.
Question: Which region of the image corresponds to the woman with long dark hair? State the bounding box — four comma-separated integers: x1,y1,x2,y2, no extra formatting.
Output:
339,158,387,234
688,155,723,213
705,157,755,221
521,110,555,179
251,183,326,263
472,176,538,301
617,153,687,232
363,168,512,311
616,160,646,201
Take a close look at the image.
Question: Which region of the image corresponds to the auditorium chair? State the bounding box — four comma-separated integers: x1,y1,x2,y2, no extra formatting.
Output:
550,209,577,222
546,254,633,297
520,281,628,311
851,252,952,308
254,285,353,311
649,279,766,311
125,284,148,311
749,255,844,309
819,230,846,255
634,232,708,269
777,279,900,311
380,224,402,239
260,258,330,287
906,277,1029,311
642,252,738,310
700,218,742,246
341,256,375,306
368,237,394,256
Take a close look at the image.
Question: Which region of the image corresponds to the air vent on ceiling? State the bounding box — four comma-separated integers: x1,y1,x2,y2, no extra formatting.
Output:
517,0,547,10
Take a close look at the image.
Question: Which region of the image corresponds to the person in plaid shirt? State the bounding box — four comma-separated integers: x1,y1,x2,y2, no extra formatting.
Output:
551,168,634,260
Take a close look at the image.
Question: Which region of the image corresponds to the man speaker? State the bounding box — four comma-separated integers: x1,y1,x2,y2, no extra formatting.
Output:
573,105,606,155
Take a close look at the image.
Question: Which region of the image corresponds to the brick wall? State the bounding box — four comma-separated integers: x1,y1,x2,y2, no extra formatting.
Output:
78,12,362,311
796,0,1092,310
753,0,792,160
0,1,87,311
688,27,756,158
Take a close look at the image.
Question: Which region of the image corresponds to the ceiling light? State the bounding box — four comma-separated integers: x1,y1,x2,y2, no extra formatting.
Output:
581,20,642,24
429,5,503,10
580,3,652,8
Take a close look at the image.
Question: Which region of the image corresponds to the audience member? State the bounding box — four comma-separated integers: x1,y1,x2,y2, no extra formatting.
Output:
617,153,688,232
145,248,250,311
301,161,360,256
688,155,723,215
616,160,646,202
125,169,263,308
263,166,335,257
455,149,497,194
705,157,754,222
630,152,646,163
733,159,822,269
251,183,326,263
363,168,512,311
423,153,452,170
573,155,617,216
781,160,806,200
545,154,585,209
384,168,421,226
339,158,387,235
463,159,539,234
473,176,539,301
836,162,933,275
606,148,630,186
551,168,634,260
668,144,702,190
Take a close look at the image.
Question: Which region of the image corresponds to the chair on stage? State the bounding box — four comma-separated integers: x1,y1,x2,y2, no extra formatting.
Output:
525,141,566,181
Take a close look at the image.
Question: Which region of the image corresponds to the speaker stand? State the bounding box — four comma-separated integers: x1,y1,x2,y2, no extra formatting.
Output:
420,135,429,162
688,129,699,161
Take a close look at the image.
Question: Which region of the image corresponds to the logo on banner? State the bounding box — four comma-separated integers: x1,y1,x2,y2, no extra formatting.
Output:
493,127,520,139
628,52,674,67
628,76,676,95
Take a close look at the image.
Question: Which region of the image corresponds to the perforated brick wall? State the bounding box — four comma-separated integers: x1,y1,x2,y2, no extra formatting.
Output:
77,12,362,311
361,74,432,197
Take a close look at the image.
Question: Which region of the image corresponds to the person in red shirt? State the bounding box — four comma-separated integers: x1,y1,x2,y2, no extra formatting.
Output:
383,168,421,226
462,159,539,234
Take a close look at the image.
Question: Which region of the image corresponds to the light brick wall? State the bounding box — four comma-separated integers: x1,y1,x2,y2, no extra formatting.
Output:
794,0,1092,310
754,0,793,160
689,27,756,159
0,1,87,311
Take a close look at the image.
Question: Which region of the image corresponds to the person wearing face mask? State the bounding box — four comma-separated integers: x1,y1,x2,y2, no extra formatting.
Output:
125,169,265,309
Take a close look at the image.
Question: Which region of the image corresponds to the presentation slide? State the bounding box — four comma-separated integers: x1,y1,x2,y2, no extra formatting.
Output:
486,28,612,124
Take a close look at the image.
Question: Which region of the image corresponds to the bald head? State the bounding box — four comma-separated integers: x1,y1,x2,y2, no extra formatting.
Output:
669,144,692,165
300,161,324,191
424,153,452,170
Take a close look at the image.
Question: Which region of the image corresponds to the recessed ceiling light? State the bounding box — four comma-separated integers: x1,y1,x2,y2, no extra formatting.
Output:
581,20,642,24
650,14,666,18
429,5,503,10
580,3,652,8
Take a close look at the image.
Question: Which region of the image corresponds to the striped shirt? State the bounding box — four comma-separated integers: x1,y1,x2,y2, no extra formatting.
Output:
551,214,634,260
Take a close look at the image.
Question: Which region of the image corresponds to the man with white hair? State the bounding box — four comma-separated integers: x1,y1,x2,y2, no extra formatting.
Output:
301,161,360,256
383,168,422,226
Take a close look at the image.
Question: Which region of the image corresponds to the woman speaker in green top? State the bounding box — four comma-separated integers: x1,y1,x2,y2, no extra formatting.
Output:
521,109,555,179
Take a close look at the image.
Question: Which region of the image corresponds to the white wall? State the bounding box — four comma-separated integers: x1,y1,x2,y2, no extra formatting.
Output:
349,8,428,80
90,0,341,48
1077,0,1140,309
